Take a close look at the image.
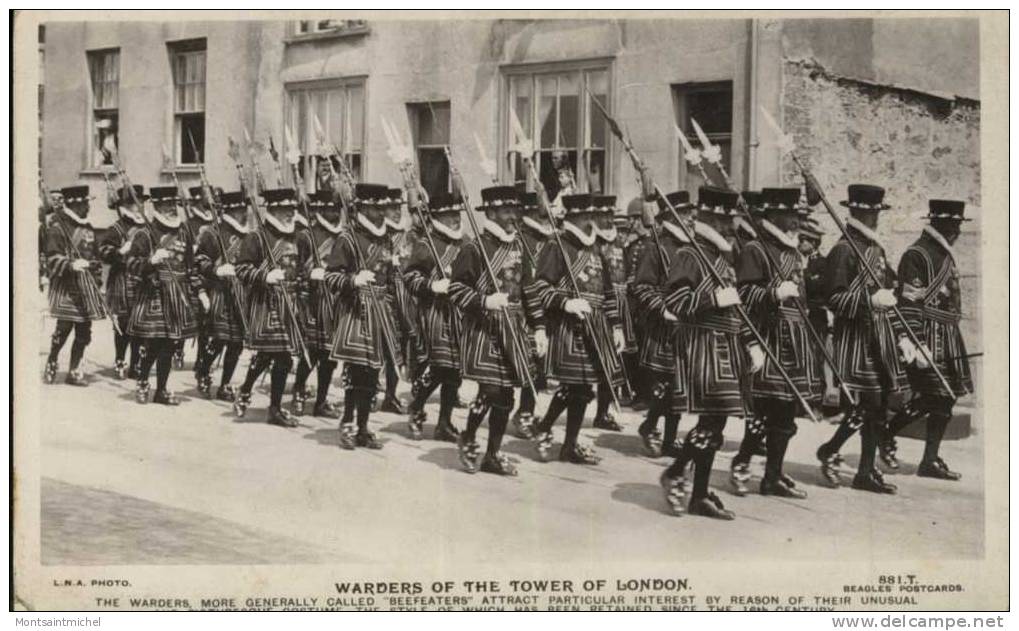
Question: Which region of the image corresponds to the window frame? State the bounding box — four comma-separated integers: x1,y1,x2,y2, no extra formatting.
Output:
287,19,370,42
85,47,120,169
283,76,369,192
672,80,734,192
406,100,452,199
168,38,208,167
499,58,614,196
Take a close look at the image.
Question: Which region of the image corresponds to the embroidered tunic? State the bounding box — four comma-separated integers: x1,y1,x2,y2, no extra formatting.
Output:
45,213,106,322
294,223,340,353
404,231,463,371
98,217,143,318
194,221,249,344
235,226,301,353
126,222,201,340
601,239,637,353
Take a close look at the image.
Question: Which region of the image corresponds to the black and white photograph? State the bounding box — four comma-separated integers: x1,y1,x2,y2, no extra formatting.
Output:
10,9,1009,616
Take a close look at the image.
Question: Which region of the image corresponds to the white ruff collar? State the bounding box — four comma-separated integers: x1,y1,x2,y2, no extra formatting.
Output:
315,212,343,235
357,213,388,237
62,206,91,226
563,220,597,247
119,208,145,225
846,216,881,245
521,215,554,236
760,218,800,249
264,212,295,234
923,225,956,262
597,226,618,243
431,219,463,241
484,219,517,243
147,207,182,229
734,216,758,239
694,221,732,253
222,213,249,234
661,220,691,243
294,213,309,228
190,206,213,222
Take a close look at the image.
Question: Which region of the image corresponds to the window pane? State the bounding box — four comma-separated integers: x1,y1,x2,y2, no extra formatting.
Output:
537,75,557,148
347,85,364,151
585,149,605,193
538,149,577,199
179,113,205,164
686,89,732,135
312,91,328,150
418,147,449,198
510,75,531,141
587,70,608,149
558,72,579,148
327,89,344,150
347,153,362,182
417,102,450,146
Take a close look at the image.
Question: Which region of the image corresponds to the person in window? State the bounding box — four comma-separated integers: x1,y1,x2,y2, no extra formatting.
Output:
126,186,204,406
528,193,627,466
42,185,106,387
879,199,974,481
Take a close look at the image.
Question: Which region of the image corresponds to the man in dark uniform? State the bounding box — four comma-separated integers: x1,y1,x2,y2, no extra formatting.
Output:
658,186,765,520
800,214,836,414
403,191,465,442
192,190,249,401
232,188,303,426
631,190,696,458
324,184,404,450
42,185,106,386
815,184,913,493
379,188,416,414
289,190,343,419
879,199,974,480
182,186,220,378
622,195,652,410
448,186,535,475
97,184,147,380
126,186,204,405
734,187,823,499
511,191,553,439
592,195,630,431
529,193,627,465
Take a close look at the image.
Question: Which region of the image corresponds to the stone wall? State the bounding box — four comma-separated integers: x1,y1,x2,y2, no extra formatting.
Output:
780,59,982,398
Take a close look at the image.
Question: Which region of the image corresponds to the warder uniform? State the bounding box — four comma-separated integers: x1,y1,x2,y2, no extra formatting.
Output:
97,184,147,381
126,186,203,405
43,185,106,386
448,186,536,476
879,199,974,480
529,193,626,466
192,190,249,402
592,195,631,432
403,191,465,442
815,184,910,494
324,183,404,450
232,188,303,427
630,191,695,458
380,187,418,414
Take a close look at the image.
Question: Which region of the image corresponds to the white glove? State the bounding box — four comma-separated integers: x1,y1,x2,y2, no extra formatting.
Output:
354,270,376,287
871,288,897,309
613,327,626,352
430,278,450,295
534,328,548,357
310,267,325,282
265,268,285,285
774,280,800,301
663,310,678,323
898,336,917,365
915,343,931,369
198,291,211,312
118,241,132,256
714,286,741,308
484,292,509,311
564,297,592,316
71,258,90,272
215,263,235,278
748,344,766,373
150,248,171,265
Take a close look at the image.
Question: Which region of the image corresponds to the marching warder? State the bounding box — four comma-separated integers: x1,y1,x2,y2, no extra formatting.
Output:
403,191,465,442
126,186,204,405
733,187,822,499
631,190,696,458
622,195,653,408
879,199,974,480
324,183,404,450
511,190,553,439
448,185,534,475
290,190,343,419
815,184,912,494
192,190,249,402
529,193,627,465
232,188,303,427
799,214,836,413
42,185,106,386
182,186,219,374
97,184,147,380
733,190,762,253
379,188,415,414
592,195,631,431
657,186,766,520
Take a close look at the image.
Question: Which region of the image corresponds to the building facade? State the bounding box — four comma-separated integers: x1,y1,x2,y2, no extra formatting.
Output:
40,16,981,346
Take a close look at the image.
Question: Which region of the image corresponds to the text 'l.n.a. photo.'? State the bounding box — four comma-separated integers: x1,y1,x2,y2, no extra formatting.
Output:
12,10,1007,616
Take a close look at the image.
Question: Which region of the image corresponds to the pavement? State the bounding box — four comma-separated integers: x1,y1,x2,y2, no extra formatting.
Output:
36,317,984,567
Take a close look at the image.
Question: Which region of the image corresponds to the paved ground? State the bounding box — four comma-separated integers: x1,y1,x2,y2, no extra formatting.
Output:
36,316,984,566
